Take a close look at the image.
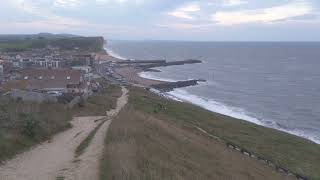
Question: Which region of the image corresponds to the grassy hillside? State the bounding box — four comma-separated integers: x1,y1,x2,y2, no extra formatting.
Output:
101,87,320,180
0,83,121,163
0,98,72,162
0,35,104,52
71,84,122,116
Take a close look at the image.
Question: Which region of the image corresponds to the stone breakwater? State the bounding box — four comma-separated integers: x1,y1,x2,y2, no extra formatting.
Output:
117,60,166,64
138,59,202,69
151,79,206,92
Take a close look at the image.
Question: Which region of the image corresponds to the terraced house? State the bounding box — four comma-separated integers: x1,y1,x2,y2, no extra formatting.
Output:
1,69,88,94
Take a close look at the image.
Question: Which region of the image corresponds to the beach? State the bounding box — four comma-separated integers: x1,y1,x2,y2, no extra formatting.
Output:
114,66,164,87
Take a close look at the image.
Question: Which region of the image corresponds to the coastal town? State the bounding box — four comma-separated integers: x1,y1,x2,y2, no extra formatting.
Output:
0,36,203,103
0,46,101,102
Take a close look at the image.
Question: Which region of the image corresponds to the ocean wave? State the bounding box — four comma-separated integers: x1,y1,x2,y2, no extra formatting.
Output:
166,88,320,144
138,71,178,82
167,89,264,125
104,46,127,60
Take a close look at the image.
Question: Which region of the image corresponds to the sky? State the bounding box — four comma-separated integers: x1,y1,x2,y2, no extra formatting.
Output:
0,0,320,41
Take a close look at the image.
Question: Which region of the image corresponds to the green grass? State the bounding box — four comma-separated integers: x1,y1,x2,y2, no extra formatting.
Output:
0,98,72,162
71,84,122,116
0,82,121,163
126,87,320,180
75,119,107,157
100,87,320,180
100,87,300,180
56,176,65,180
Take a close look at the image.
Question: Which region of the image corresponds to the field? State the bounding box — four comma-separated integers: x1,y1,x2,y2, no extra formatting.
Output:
100,87,320,180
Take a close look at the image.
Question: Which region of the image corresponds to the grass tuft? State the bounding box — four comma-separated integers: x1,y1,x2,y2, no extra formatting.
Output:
75,120,107,157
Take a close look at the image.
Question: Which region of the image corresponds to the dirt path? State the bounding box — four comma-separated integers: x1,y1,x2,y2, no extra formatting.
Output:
0,87,129,180
59,87,128,180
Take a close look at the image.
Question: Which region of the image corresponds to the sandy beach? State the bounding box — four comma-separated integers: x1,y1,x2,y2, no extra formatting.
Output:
114,66,164,87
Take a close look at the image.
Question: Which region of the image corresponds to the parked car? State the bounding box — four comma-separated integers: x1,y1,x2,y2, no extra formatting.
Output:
47,91,62,97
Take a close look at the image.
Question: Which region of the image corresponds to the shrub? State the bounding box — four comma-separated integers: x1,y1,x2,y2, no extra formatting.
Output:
20,113,40,138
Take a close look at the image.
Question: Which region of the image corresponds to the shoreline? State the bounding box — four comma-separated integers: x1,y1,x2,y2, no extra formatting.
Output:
103,45,320,145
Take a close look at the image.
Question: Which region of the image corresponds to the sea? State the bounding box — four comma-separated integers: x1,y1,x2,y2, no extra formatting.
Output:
106,40,320,144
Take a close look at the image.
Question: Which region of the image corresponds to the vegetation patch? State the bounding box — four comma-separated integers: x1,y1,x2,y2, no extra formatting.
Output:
71,84,122,116
100,87,316,180
123,87,320,180
0,82,121,163
0,97,72,162
75,119,107,157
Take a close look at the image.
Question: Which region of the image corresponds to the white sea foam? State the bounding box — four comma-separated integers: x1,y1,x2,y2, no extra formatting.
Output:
138,71,178,82
165,88,320,144
167,88,264,126
104,46,127,60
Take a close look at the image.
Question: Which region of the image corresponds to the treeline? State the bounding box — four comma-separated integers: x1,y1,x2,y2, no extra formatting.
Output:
0,35,105,52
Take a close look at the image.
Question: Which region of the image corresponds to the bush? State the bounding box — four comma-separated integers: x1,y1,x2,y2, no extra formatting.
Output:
20,113,40,138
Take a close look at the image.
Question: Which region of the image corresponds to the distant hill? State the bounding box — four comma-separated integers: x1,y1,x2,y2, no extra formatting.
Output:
0,33,81,41
0,33,105,52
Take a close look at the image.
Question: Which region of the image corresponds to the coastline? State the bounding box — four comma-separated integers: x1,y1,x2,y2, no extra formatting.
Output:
103,86,320,180
114,66,165,87
147,73,320,144
104,45,320,145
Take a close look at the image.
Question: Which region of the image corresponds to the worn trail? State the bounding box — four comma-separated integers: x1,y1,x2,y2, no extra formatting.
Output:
0,87,128,180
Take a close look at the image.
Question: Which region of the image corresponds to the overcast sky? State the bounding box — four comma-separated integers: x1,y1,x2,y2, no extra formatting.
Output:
1,0,320,41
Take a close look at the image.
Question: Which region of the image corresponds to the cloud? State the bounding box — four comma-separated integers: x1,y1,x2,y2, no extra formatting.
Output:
53,0,81,8
157,23,214,31
10,0,42,16
96,0,126,4
222,0,248,6
2,0,139,35
168,2,200,20
7,0,86,29
212,1,313,25
95,0,145,5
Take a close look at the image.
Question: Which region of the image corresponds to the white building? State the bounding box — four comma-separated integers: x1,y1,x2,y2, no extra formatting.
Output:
0,64,3,74
72,66,92,73
36,59,60,68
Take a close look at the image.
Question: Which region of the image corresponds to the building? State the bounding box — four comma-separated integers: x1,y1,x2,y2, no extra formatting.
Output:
0,64,3,81
71,54,93,66
0,60,13,81
2,69,86,93
35,59,60,68
21,58,34,68
11,58,21,68
0,64,3,73
72,66,92,73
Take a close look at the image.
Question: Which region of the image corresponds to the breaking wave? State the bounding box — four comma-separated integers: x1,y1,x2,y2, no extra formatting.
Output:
104,46,127,60
166,88,320,144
